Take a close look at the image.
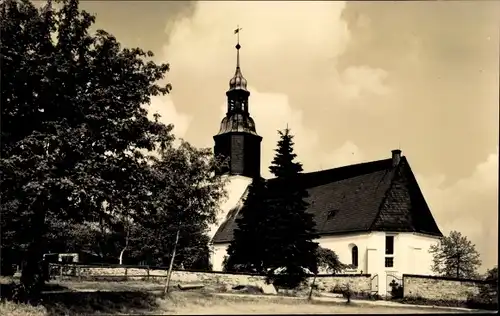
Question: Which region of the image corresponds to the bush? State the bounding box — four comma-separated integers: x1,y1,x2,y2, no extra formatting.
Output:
465,266,498,310
466,287,498,310
329,284,352,303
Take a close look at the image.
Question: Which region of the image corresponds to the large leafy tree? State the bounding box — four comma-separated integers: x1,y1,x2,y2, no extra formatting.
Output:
266,128,319,287
429,230,481,278
130,141,227,270
224,176,271,274
1,0,173,300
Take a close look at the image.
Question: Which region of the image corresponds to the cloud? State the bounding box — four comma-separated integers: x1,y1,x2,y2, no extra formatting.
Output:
340,66,392,99
147,95,192,140
163,1,389,176
416,148,499,271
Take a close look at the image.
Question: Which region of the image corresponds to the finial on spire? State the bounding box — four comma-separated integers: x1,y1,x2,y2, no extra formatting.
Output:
234,25,242,68
228,25,248,91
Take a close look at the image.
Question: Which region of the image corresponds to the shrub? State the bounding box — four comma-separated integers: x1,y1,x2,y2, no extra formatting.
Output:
329,283,352,303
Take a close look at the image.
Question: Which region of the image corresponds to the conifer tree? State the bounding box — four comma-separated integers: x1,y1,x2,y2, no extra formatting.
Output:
266,128,319,287
224,176,269,274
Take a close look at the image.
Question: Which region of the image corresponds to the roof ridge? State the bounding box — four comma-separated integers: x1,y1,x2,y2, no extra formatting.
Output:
264,158,395,187
301,157,393,176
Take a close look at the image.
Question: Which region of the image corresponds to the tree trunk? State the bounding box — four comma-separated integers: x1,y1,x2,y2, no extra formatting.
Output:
308,274,317,300
164,227,180,296
456,253,460,278
163,202,193,296
19,205,47,303
119,222,130,265
119,247,127,265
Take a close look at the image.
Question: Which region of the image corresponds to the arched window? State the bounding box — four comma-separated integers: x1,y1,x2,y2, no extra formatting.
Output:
351,245,358,268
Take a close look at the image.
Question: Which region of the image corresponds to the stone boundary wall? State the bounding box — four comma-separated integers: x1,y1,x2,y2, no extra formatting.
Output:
308,274,372,294
49,264,371,294
403,274,490,301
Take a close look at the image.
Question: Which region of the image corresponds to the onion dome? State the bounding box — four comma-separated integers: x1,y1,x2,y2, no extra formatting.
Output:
228,43,248,91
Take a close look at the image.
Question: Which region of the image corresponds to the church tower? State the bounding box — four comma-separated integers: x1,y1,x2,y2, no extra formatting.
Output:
213,33,262,178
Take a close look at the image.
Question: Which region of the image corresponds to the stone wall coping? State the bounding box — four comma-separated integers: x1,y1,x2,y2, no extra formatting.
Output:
50,263,264,276
403,274,491,284
315,274,371,278
50,263,371,278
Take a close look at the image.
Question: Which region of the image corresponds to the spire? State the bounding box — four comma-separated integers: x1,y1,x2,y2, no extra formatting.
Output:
229,26,247,91
235,25,241,69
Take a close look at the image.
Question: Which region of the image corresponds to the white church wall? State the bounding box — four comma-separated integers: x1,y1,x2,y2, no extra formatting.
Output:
317,233,372,274
398,233,440,276
208,175,253,240
210,231,439,296
209,175,252,272
320,231,438,296
211,243,230,271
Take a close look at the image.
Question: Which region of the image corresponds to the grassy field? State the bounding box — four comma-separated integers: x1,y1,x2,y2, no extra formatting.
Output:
0,278,486,315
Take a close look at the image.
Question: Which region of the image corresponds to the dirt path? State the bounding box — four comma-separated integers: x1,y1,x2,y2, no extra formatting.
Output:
163,295,474,314
2,278,487,315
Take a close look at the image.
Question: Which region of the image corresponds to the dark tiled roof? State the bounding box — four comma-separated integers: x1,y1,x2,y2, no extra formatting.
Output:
212,156,443,244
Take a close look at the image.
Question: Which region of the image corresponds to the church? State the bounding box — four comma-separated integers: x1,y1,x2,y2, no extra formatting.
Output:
209,40,443,296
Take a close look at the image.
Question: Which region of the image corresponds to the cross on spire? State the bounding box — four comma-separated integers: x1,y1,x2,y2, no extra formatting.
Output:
234,25,242,69
234,25,242,47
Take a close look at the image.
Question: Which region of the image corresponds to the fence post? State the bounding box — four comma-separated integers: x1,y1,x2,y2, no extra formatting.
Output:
147,266,150,281
60,264,63,279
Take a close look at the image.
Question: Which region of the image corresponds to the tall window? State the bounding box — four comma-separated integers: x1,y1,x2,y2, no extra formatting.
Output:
351,245,358,268
385,235,394,268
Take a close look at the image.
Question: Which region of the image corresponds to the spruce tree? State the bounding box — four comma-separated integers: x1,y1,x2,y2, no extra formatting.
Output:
266,128,319,287
224,176,270,274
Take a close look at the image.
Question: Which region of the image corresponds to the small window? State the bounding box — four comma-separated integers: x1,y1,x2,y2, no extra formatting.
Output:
385,236,394,255
385,257,394,268
351,246,358,267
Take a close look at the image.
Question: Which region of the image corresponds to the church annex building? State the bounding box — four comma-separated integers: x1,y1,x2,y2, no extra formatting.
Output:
209,39,443,296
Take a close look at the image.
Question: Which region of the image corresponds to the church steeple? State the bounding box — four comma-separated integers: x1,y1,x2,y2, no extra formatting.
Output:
226,27,250,115
228,29,248,93
213,27,262,179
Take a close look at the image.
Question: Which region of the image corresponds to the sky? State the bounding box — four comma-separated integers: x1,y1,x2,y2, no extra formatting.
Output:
55,0,498,272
